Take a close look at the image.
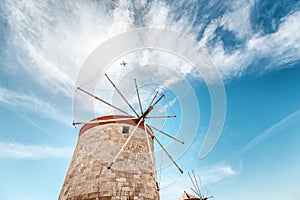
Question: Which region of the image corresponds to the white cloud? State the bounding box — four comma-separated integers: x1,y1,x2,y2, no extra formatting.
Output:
246,11,300,70
219,0,254,39
159,98,177,113
0,142,72,159
198,20,220,47
1,0,299,97
160,163,236,199
200,2,300,79
200,164,236,184
1,0,300,122
144,1,170,29
1,0,134,97
0,86,68,124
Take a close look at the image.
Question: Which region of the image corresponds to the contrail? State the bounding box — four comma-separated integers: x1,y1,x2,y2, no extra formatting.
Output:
237,109,300,156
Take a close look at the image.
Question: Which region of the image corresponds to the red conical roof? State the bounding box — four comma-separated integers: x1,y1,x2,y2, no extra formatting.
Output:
178,191,200,200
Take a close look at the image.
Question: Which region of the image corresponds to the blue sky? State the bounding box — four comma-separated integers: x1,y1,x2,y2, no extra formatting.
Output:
1,0,300,200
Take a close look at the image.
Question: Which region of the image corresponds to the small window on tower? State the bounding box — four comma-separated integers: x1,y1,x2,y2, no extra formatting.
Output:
122,126,129,134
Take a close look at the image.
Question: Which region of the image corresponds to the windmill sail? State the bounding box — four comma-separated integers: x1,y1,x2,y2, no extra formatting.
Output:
178,191,200,200
61,74,184,200
179,171,214,200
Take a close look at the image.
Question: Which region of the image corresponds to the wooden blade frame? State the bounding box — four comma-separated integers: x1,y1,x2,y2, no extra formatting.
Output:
77,87,132,117
146,123,184,144
134,79,143,115
105,74,139,117
153,134,183,174
76,75,184,175
145,115,176,119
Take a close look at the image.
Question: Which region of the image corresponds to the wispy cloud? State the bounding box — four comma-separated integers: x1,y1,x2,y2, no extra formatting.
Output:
1,0,134,97
0,142,73,159
1,0,299,124
238,109,300,155
0,86,68,124
140,0,300,80
160,163,236,199
246,11,300,70
199,164,236,184
159,98,177,113
199,1,300,79
1,0,299,100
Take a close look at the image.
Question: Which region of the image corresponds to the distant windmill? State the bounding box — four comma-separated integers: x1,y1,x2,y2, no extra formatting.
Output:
59,74,184,200
178,170,213,200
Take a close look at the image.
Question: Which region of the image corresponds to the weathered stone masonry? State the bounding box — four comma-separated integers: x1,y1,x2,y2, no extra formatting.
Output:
59,116,160,200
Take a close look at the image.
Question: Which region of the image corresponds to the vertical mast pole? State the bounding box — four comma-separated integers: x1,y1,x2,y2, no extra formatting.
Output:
134,79,143,115
77,87,132,116
105,74,140,117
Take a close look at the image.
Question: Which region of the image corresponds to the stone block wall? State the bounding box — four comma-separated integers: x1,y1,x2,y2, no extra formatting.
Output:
59,122,159,200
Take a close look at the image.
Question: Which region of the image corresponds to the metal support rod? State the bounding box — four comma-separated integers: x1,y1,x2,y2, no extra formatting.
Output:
193,170,202,197
134,79,143,115
139,93,164,120
191,188,201,198
105,74,139,117
144,123,158,190
139,106,153,119
145,115,176,119
77,87,132,117
148,91,158,108
189,172,200,197
152,94,165,108
153,134,183,174
146,124,184,144
73,117,138,125
108,118,143,169
144,123,154,166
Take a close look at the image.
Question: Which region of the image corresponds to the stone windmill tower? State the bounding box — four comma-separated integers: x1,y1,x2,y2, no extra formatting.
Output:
59,74,184,200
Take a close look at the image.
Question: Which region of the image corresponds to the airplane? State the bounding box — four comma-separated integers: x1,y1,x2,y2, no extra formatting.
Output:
120,61,127,67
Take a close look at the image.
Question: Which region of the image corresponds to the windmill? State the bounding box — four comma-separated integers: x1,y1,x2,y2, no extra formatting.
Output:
59,73,184,200
178,170,214,200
